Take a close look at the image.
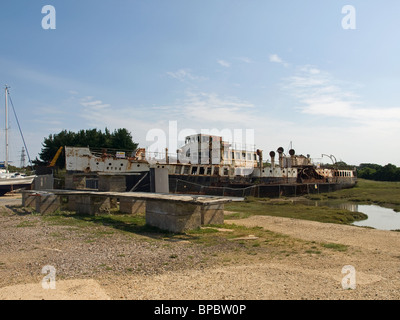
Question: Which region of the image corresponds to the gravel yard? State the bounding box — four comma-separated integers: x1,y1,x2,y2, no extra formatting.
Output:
1,194,400,300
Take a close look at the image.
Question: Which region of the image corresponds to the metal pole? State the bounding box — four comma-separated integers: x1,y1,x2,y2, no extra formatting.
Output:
5,86,9,172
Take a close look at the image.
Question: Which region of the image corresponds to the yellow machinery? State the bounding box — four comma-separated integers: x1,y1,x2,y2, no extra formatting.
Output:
48,146,63,167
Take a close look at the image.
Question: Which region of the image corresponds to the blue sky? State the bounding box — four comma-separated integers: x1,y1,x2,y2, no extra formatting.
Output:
1,0,400,166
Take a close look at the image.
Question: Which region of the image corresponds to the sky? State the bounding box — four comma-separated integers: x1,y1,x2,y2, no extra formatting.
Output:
0,0,400,167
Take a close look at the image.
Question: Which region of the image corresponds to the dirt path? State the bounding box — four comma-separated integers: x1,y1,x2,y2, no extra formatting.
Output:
227,215,400,256
100,216,400,300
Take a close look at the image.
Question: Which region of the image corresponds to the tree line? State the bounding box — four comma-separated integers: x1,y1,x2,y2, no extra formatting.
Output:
357,163,400,182
323,162,400,181
33,128,138,169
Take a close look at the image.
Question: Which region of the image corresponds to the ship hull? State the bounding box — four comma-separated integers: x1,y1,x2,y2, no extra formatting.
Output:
168,174,356,198
0,176,35,196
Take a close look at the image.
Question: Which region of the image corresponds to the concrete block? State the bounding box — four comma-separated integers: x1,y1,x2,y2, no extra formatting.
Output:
119,198,146,214
65,195,77,211
65,174,87,190
201,203,224,225
110,197,118,209
22,193,36,208
76,195,110,215
35,194,61,215
145,200,201,233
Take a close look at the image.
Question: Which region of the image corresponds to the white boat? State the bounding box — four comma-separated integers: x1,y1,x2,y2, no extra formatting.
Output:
0,169,35,196
0,86,36,196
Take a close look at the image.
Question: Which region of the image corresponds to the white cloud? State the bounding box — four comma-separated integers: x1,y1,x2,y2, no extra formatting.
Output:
237,57,253,64
156,91,256,126
217,59,231,68
79,97,110,109
269,54,289,67
166,69,207,82
278,64,400,165
284,65,400,125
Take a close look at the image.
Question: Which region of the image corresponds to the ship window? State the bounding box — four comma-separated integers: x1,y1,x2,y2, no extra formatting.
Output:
186,149,190,157
242,152,246,159
247,153,252,160
236,152,240,159
206,167,212,175
254,154,257,160
199,167,205,175
191,166,198,174
224,167,229,175
214,167,219,175
231,152,235,159
183,166,190,174
175,166,181,174
224,151,228,159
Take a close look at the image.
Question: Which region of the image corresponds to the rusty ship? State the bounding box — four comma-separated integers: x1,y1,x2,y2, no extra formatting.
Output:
64,133,357,197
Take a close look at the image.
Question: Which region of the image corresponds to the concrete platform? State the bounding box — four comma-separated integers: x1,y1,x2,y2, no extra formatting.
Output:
21,190,241,232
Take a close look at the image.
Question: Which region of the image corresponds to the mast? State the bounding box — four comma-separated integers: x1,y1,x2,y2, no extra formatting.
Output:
5,85,9,172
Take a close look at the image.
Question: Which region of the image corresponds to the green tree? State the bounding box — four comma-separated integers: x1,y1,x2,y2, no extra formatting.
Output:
357,163,400,182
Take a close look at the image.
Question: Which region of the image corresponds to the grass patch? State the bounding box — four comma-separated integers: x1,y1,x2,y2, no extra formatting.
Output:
321,243,348,252
16,220,37,228
42,212,167,237
187,227,219,234
305,249,321,255
226,179,400,225
305,179,400,211
225,200,367,224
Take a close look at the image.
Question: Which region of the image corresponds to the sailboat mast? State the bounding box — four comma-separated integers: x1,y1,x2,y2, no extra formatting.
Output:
5,86,9,172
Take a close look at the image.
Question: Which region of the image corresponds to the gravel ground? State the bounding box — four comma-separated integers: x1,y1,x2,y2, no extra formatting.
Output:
1,194,400,300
